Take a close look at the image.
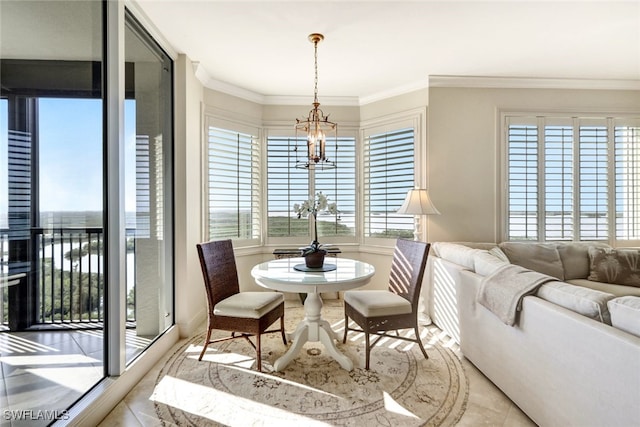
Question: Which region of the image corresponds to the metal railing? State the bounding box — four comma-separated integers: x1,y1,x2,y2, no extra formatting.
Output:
34,227,105,324
0,227,136,327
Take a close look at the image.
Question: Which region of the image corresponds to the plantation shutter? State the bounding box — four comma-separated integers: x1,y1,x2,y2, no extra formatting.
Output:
507,117,539,240
363,127,415,238
578,121,609,240
544,120,574,241
615,120,640,239
207,126,260,241
315,136,356,237
266,136,309,238
506,114,640,243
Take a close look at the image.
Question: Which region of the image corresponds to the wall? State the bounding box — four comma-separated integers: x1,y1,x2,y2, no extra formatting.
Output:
427,85,640,243
174,54,206,337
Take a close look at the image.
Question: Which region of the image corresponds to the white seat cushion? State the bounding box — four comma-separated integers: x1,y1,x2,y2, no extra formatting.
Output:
344,290,412,317
214,292,284,319
608,296,640,337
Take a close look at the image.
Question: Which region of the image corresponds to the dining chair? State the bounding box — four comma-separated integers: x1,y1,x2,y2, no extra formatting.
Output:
196,239,287,371
342,239,431,369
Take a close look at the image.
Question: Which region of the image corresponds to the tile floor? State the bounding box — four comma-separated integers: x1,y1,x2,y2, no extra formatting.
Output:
0,328,150,427
98,301,537,427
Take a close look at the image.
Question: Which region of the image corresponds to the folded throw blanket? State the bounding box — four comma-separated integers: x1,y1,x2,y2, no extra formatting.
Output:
478,264,555,326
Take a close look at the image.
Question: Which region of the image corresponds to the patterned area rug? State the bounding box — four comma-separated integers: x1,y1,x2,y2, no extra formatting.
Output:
153,302,468,426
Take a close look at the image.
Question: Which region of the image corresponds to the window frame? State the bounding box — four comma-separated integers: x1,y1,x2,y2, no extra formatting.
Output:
361,108,427,247
264,126,358,247
501,110,640,246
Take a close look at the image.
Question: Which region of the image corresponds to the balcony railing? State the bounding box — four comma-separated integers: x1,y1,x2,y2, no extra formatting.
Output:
34,227,105,324
1,228,135,328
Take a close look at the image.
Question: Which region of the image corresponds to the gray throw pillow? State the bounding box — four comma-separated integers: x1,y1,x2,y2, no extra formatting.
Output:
588,247,640,287
499,242,564,280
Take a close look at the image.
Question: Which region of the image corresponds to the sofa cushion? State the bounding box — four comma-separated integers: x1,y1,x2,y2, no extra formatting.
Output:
567,278,640,298
607,296,640,337
588,247,640,287
473,250,509,276
557,242,611,280
499,242,564,280
432,242,480,270
537,282,615,324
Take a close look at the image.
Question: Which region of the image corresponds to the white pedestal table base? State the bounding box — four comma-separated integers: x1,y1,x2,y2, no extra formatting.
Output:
274,292,353,372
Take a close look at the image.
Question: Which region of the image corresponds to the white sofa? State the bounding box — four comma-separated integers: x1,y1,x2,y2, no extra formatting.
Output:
426,242,640,427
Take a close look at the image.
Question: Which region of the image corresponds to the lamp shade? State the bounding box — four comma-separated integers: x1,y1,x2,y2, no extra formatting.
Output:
397,189,440,215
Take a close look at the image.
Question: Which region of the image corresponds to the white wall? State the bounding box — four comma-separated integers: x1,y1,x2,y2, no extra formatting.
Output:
174,54,206,337
427,85,640,243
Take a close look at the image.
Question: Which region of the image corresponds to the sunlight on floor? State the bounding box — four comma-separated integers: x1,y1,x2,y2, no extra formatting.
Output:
383,391,420,419
0,353,98,366
24,365,103,392
0,335,60,354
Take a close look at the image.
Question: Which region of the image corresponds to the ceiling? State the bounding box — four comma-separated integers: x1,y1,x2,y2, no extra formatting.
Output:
134,0,640,103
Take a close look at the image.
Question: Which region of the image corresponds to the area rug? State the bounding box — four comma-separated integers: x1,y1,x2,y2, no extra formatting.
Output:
152,302,468,426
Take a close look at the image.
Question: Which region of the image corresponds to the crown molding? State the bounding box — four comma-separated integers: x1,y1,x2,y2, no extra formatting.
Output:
428,75,640,91
197,72,640,108
358,80,429,106
200,76,266,105
198,73,427,107
262,95,360,107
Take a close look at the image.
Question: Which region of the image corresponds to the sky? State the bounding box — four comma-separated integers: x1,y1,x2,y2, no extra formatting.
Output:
0,98,137,217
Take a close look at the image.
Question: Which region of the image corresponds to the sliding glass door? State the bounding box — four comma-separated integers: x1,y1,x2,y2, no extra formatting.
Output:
0,1,174,422
0,1,106,422
124,11,174,363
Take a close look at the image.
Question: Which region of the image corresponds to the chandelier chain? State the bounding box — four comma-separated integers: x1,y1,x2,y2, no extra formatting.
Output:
313,38,319,104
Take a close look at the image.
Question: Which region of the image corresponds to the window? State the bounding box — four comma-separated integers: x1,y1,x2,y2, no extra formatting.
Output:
206,123,260,243
266,133,356,240
505,115,640,242
363,127,415,239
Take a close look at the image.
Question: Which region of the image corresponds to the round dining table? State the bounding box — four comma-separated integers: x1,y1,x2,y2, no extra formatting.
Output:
251,257,375,371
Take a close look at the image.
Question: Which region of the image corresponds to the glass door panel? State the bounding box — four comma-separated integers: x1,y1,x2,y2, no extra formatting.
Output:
124,11,174,363
0,1,104,423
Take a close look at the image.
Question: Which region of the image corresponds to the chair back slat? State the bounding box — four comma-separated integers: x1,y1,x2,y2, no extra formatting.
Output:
388,239,430,309
196,239,240,315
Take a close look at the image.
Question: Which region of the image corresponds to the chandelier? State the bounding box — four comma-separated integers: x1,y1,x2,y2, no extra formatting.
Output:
294,33,337,170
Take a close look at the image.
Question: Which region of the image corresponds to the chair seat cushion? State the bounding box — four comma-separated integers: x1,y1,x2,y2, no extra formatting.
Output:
344,290,412,317
214,292,284,319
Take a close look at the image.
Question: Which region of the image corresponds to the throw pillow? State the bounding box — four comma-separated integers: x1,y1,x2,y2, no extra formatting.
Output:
556,242,611,280
489,246,510,263
432,242,479,270
473,250,509,276
498,242,565,280
588,248,640,288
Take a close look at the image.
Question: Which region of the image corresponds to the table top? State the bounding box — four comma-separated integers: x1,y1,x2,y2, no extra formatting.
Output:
251,257,375,293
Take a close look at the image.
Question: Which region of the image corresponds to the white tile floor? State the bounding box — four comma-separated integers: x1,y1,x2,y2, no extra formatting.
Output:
0,306,537,427
0,328,150,427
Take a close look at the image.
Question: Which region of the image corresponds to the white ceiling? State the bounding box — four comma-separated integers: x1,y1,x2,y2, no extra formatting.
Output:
134,0,640,103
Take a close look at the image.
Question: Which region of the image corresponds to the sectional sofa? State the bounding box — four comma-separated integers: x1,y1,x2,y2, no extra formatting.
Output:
425,241,640,427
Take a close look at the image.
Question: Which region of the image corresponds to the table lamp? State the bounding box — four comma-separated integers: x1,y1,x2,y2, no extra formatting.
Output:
397,188,440,325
